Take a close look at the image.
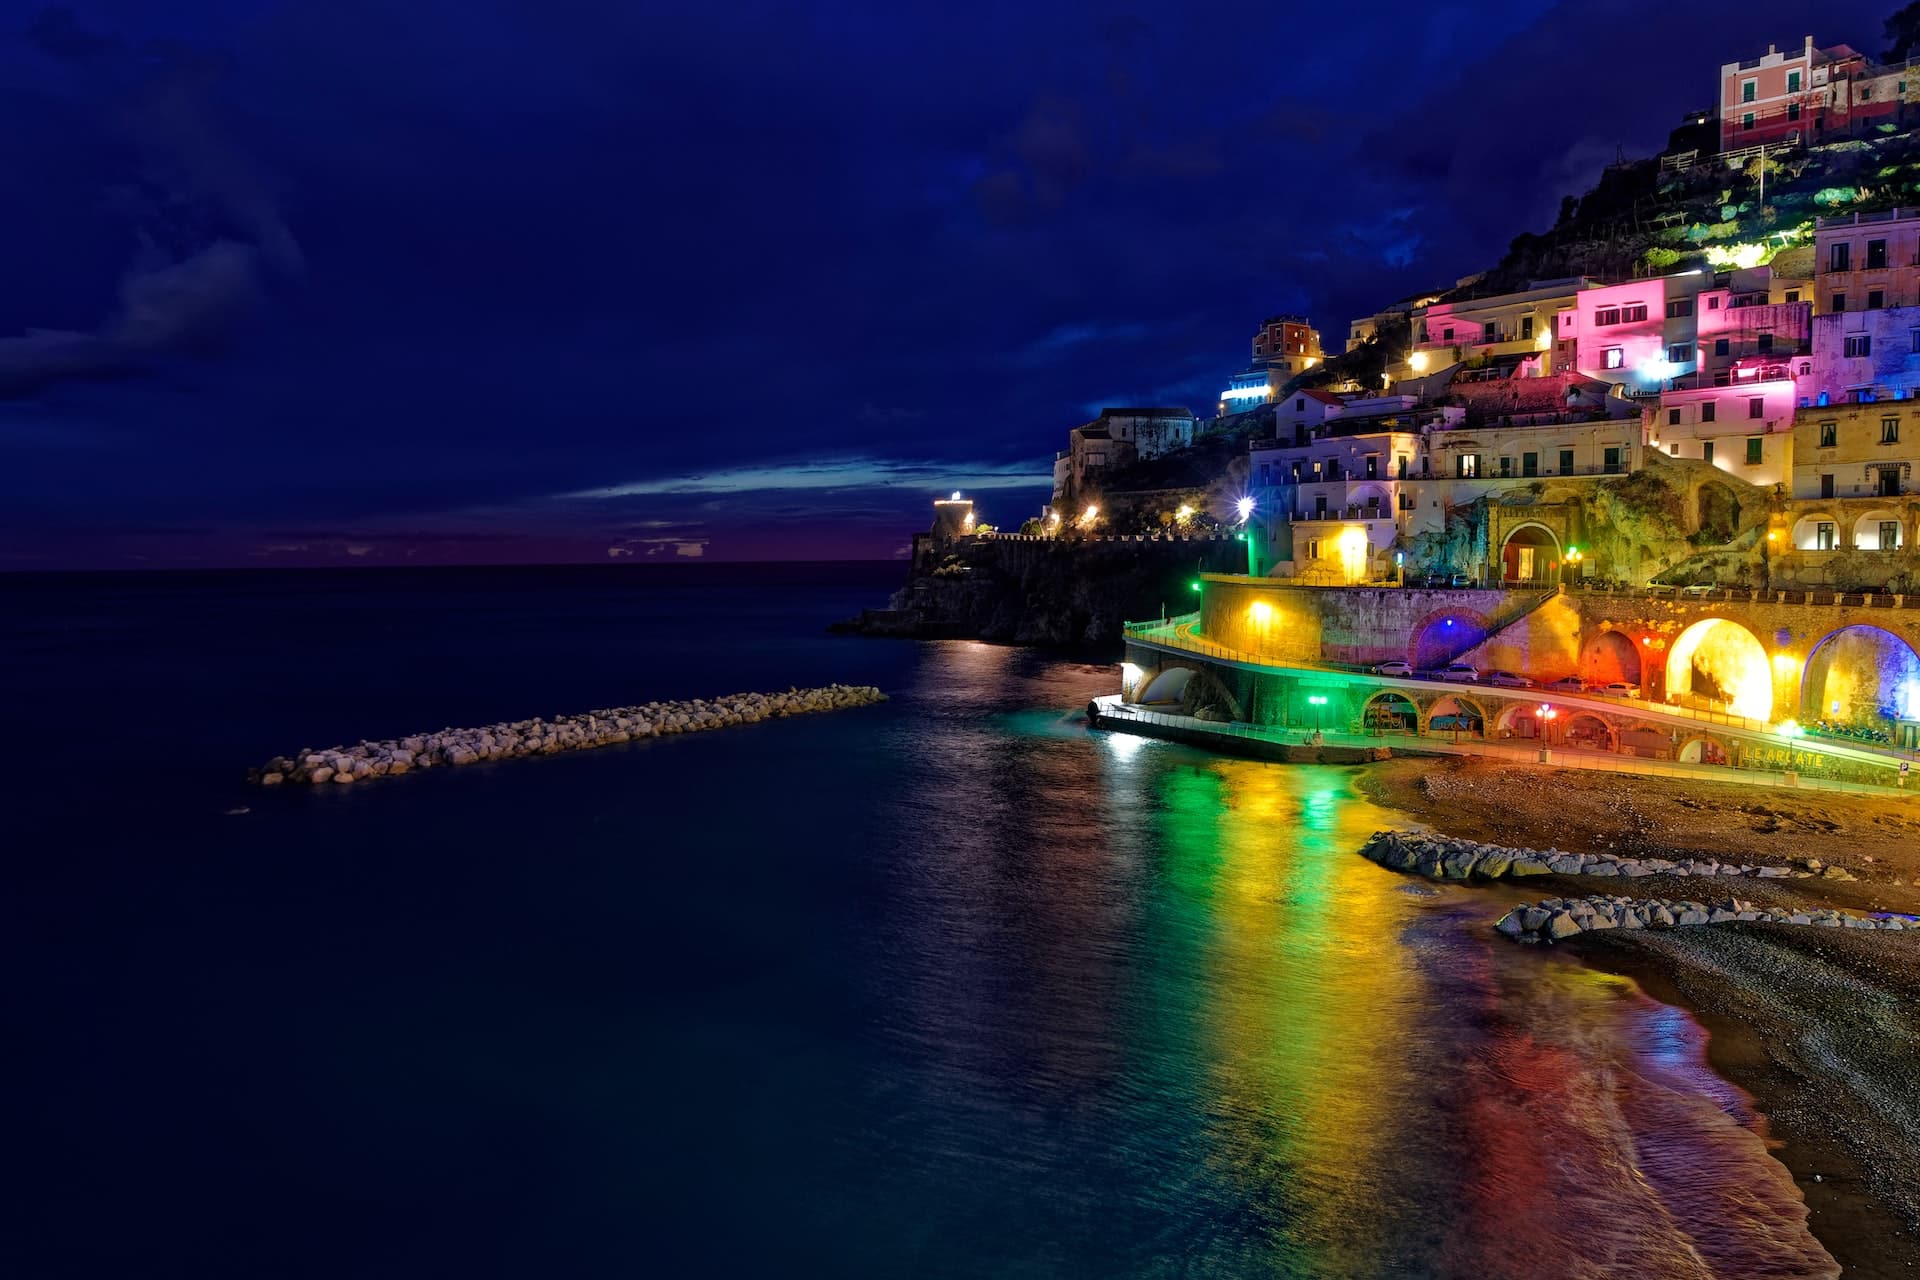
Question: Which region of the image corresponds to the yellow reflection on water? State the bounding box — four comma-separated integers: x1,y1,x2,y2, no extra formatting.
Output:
1154,760,1429,1273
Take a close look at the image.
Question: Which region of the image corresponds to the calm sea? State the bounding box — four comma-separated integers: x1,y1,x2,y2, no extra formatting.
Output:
1,563,1833,1278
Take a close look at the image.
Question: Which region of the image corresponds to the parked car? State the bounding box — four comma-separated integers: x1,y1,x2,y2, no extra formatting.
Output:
1447,573,1471,588
1371,659,1414,677
1544,675,1585,693
1438,662,1479,682
1487,670,1534,688
1597,681,1640,698
1680,583,1717,597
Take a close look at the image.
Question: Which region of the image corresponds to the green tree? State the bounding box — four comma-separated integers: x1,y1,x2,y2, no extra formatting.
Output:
1889,1,1920,60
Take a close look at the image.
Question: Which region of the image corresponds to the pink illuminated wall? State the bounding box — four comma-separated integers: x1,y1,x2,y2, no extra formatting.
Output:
1561,280,1673,389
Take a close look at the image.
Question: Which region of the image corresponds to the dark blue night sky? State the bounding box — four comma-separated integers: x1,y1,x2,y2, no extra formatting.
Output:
0,1,1888,566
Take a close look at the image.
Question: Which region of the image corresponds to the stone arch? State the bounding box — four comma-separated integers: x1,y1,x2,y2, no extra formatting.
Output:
1494,702,1543,739
1409,607,1495,670
1348,481,1394,516
1579,629,1643,686
1694,479,1741,544
1665,617,1773,720
1851,509,1904,552
1560,712,1614,751
1619,722,1674,759
1678,733,1730,765
1791,512,1841,552
1424,693,1488,737
1363,690,1419,734
1499,521,1561,586
1133,667,1193,706
1801,624,1920,727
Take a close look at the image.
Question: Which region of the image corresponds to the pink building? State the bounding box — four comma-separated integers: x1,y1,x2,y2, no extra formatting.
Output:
1648,361,1803,490
1559,269,1809,398
1412,278,1598,378
1718,37,1902,151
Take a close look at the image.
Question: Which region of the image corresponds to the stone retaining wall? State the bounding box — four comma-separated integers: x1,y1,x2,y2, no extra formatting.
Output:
1495,893,1913,943
251,684,887,786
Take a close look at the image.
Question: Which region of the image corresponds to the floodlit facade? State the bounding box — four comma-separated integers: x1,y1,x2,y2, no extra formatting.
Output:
1558,268,1809,399
1717,37,1898,151
1414,279,1599,377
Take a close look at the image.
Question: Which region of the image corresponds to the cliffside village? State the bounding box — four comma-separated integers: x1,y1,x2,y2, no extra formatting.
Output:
1024,35,1920,595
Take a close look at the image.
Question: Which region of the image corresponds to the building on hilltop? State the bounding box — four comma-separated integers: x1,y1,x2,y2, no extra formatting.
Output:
1804,208,1920,405
1051,407,1196,509
1218,315,1324,414
1718,37,1917,153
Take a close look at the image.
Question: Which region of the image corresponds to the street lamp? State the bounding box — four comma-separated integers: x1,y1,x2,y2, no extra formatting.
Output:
1539,704,1558,749
1308,694,1328,732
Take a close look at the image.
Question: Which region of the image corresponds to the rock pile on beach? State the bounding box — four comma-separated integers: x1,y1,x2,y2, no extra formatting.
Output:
250,684,887,786
1358,830,1800,882
1495,893,1912,943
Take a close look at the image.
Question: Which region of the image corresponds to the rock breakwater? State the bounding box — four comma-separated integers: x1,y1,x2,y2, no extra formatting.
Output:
1359,829,1803,882
1494,893,1913,944
250,684,887,786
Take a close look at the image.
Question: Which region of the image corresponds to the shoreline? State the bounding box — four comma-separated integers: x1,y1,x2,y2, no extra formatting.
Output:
1353,755,1920,1276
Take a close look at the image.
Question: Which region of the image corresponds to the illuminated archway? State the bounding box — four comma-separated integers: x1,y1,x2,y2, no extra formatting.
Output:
1562,713,1613,751
1425,694,1487,737
1410,609,1492,669
1363,690,1419,734
1134,667,1193,706
1791,512,1841,552
1679,734,1729,765
1801,625,1920,726
1851,510,1904,552
1579,630,1642,686
1499,522,1561,585
1665,618,1772,720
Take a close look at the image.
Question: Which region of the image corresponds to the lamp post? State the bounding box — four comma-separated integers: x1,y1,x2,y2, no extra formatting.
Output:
1308,694,1327,732
1779,717,1804,782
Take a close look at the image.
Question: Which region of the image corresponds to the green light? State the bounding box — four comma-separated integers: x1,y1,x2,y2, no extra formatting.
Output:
1190,580,1203,592
1566,545,1579,555
1308,695,1328,705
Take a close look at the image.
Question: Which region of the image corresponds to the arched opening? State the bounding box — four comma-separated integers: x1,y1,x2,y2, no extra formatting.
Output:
1348,482,1393,520
1426,694,1486,737
1496,703,1541,740
1851,510,1904,552
1666,618,1773,720
1791,512,1841,552
1411,611,1490,670
1563,713,1613,751
1801,625,1920,733
1363,690,1419,735
1695,480,1740,544
1579,630,1643,687
1499,523,1561,586
1620,724,1672,759
1679,735,1729,765
1133,667,1193,706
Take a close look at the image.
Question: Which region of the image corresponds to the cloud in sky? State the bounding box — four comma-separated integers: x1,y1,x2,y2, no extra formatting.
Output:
560,456,1048,500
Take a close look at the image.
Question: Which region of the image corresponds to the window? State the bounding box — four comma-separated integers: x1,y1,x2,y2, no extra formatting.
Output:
1558,449,1574,474
1307,539,1321,560
1667,342,1692,363
1365,455,1379,479
1498,455,1513,478
1623,304,1648,323
1758,331,1774,353
1296,398,1305,410
1668,408,1682,426
1670,442,1681,455
1743,112,1755,130
1816,522,1836,551
1833,293,1847,313
1314,495,1327,516
1399,491,1412,511
1484,322,1498,342
1749,396,1765,419
1442,326,1454,342
1595,307,1621,327
1819,420,1838,447
1881,469,1902,498
1666,299,1693,318
1603,346,1624,369
1702,402,1716,423
1397,456,1408,480
1788,102,1801,122
1714,337,1730,357
1821,473,1836,498
1522,451,1538,477
1868,239,1889,269
1603,447,1622,473
1883,416,1901,444
1521,316,1534,340
1788,70,1802,92
1742,79,1757,103
1846,334,1872,358
1882,520,1902,549
1703,441,1715,465
1786,290,1800,303
1830,242,1852,272
1746,437,1763,465
1707,296,1720,310
1870,290,1886,310
1457,454,1479,478
1911,329,1920,354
